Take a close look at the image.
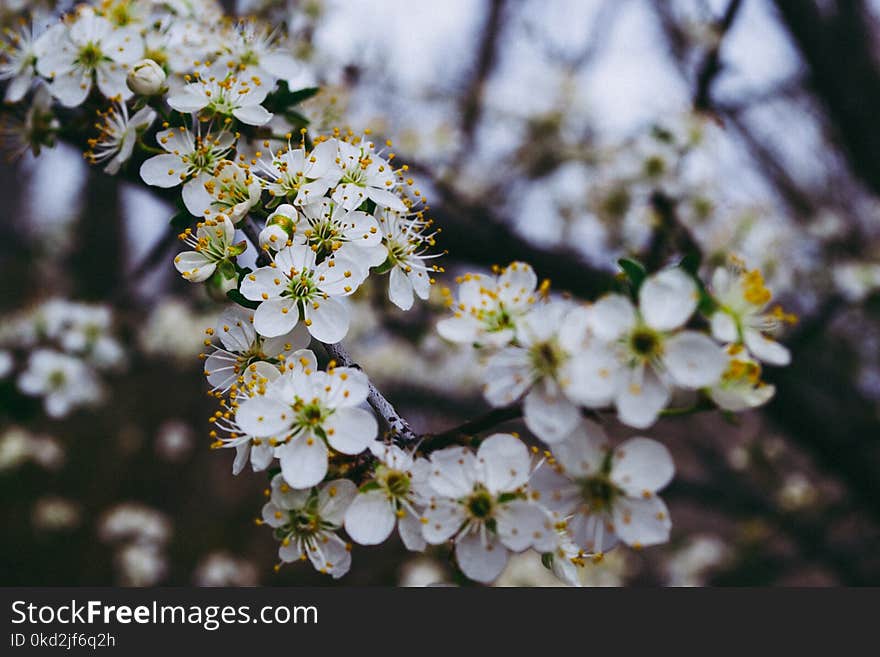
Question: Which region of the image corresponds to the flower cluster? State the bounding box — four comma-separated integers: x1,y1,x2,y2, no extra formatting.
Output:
0,298,125,418
438,256,793,436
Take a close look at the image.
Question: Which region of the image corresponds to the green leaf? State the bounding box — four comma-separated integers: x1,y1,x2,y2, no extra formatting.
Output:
541,552,555,570
227,288,260,310
617,257,647,291
285,86,320,105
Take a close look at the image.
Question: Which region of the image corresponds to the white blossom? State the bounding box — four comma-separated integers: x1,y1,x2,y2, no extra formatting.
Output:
437,262,541,347
573,267,726,428
709,258,794,366
35,11,143,107
261,475,356,578
420,434,556,583
86,101,156,174
234,352,377,487
344,442,429,550
240,242,363,342
531,420,675,553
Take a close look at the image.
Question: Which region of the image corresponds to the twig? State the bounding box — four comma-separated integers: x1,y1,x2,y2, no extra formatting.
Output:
322,341,419,443
421,403,523,450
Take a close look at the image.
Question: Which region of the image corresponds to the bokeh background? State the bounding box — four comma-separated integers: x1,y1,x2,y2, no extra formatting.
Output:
1,0,880,586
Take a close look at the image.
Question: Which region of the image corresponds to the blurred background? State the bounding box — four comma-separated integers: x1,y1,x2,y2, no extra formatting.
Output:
1,0,879,586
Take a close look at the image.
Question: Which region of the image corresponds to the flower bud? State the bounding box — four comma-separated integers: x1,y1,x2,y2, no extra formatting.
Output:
127,59,166,96
259,224,290,252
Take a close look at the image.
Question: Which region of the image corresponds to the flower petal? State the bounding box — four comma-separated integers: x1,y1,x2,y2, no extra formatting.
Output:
640,268,697,331
344,490,396,545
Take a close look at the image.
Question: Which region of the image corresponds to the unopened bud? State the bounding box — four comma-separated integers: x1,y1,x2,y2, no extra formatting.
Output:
127,59,166,96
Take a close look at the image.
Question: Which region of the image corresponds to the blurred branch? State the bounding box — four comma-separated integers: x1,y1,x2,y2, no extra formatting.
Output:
774,0,880,198
421,403,523,450
693,0,743,111
453,0,508,168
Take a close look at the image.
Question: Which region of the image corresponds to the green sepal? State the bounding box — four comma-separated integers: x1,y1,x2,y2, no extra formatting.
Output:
617,257,647,292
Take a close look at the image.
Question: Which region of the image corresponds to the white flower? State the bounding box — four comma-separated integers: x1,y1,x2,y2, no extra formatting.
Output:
126,58,166,95
574,267,726,429
331,138,407,212
212,347,314,475
17,349,102,418
374,207,438,311
709,258,794,366
203,305,309,394
258,138,341,206
531,420,674,553
263,200,384,268
261,475,356,578
223,21,300,84
437,262,541,347
240,243,363,342
483,301,592,443
167,63,273,126
234,354,377,487
183,160,261,223
139,123,235,214
0,17,42,102
85,101,156,174
344,442,430,550
420,434,556,583
35,12,144,107
173,214,244,282
708,346,775,412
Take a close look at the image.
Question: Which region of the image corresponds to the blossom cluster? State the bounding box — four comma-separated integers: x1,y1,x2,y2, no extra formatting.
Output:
0,298,124,418
437,256,793,436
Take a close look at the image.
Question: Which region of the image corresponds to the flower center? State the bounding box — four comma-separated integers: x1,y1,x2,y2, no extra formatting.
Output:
628,327,662,359
295,401,327,428
76,42,104,69
466,488,494,519
579,475,620,512
529,339,565,377
383,470,411,497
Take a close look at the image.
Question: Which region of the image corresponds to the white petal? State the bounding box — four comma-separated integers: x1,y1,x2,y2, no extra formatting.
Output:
233,104,273,126
550,419,609,479
610,437,675,496
344,490,396,545
277,435,328,489
744,329,791,366
421,499,466,544
475,433,531,494
615,367,670,429
325,407,377,455
173,251,214,282
483,348,532,406
167,88,207,113
663,331,726,389
235,396,291,438
523,382,581,444
496,500,556,552
436,316,481,344
140,154,187,187
566,346,621,407
427,446,477,498
303,297,349,343
710,311,739,343
455,533,509,583
388,266,414,310
639,268,698,331
253,299,299,338
590,294,637,341
611,495,672,547
317,479,358,525
398,510,427,552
